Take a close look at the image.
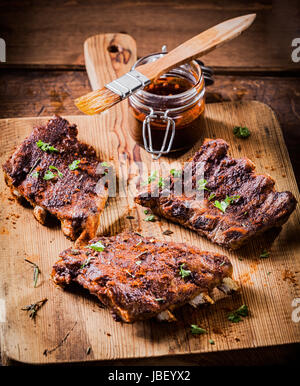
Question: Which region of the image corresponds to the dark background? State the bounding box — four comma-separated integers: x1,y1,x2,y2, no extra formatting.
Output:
0,0,299,366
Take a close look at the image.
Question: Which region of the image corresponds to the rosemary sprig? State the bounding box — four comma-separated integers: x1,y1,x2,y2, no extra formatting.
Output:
24,258,40,288
28,158,41,176
21,298,47,320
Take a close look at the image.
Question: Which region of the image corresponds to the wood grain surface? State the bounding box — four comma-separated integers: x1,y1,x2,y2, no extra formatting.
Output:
0,101,299,364
1,0,299,71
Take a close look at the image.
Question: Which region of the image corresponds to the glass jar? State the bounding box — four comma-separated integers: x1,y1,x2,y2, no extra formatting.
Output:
128,52,206,159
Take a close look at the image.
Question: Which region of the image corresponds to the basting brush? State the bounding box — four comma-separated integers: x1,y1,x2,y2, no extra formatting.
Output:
75,14,256,115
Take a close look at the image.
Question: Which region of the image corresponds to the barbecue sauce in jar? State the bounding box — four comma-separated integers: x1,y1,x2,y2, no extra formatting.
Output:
128,53,205,157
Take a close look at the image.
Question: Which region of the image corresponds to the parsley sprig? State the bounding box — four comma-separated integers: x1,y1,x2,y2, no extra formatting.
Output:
36,140,58,153
213,195,240,213
233,126,250,139
228,304,249,323
190,324,207,335
141,171,158,186
170,169,181,178
197,178,210,191
86,241,105,252
179,263,191,279
43,165,63,180
69,160,80,170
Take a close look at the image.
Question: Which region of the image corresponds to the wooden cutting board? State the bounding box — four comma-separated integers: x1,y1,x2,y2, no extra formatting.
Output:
0,34,299,364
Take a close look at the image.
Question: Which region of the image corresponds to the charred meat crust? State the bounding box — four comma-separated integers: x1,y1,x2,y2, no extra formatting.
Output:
135,139,297,249
2,115,108,245
51,232,235,323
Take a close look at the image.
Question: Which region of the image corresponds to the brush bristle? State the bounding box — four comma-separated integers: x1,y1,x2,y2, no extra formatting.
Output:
74,87,122,115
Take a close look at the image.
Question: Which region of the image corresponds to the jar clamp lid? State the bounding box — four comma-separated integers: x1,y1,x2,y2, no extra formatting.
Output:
129,46,206,160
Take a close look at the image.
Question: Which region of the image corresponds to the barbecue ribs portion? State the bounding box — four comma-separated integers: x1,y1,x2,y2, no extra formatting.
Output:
135,139,297,249
3,116,108,245
51,232,238,323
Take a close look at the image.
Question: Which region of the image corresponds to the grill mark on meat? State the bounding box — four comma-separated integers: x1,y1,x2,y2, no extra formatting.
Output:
135,138,297,249
51,232,237,323
2,115,108,245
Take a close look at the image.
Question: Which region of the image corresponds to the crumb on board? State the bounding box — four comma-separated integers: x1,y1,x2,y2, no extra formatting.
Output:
282,269,297,284
239,272,253,285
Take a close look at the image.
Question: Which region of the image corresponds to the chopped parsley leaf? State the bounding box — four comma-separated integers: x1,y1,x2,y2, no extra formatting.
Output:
141,171,157,186
208,193,216,201
170,169,181,178
49,165,63,178
179,263,191,279
233,126,250,139
31,171,39,178
144,214,156,222
36,140,58,152
260,250,270,258
190,324,207,335
69,159,80,170
228,304,249,323
158,177,165,188
86,241,105,252
214,195,240,213
197,178,210,191
43,170,56,180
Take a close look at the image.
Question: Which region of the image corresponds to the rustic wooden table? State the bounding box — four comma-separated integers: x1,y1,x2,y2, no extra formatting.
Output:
0,0,299,366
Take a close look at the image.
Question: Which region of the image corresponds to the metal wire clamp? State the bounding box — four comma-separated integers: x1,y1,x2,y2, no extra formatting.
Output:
142,108,176,160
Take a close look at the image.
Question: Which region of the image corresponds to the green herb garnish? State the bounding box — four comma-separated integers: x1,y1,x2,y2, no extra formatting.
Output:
49,165,63,178
233,126,250,139
208,193,216,201
69,160,80,171
197,178,209,191
86,241,105,252
155,298,164,302
209,339,215,345
260,250,269,258
28,158,41,176
170,169,181,178
190,324,207,335
141,171,157,186
24,258,40,288
100,162,110,175
80,256,95,269
158,177,165,188
214,195,240,213
43,166,63,180
43,170,56,180
228,304,249,323
179,263,191,279
135,260,142,265
31,171,39,178
144,214,156,222
36,140,58,152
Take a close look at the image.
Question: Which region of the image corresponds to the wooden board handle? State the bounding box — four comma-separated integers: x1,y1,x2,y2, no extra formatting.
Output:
84,33,137,91
137,14,256,80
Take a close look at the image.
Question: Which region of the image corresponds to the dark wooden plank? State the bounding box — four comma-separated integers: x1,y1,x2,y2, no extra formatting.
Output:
4,343,300,366
0,69,299,186
0,0,299,69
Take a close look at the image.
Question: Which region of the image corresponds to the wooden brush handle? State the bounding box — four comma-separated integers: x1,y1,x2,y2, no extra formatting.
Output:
137,14,256,80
